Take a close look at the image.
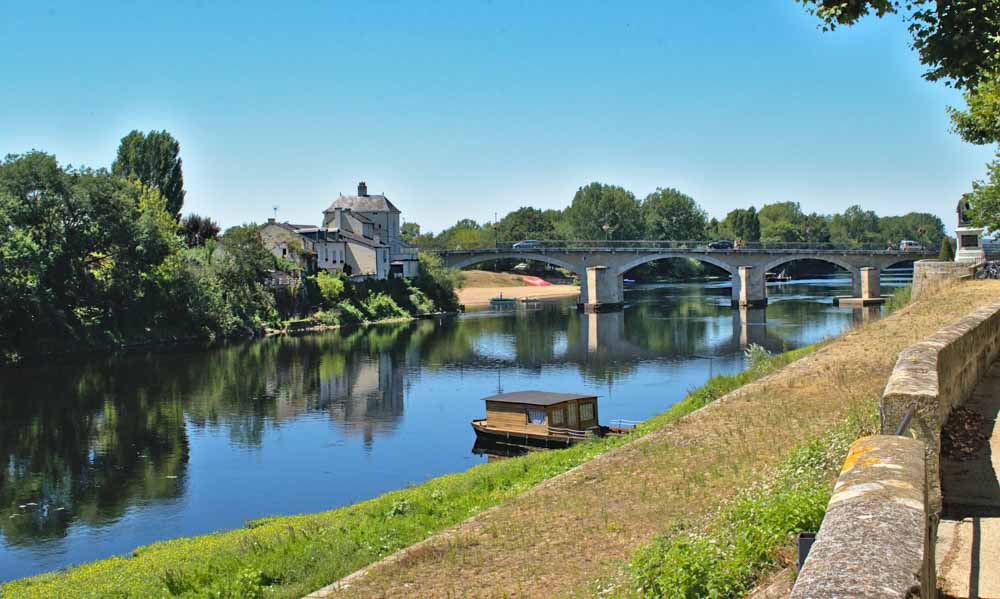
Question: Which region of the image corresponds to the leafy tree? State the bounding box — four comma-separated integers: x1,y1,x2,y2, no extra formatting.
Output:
640,188,707,240
796,0,1000,89
721,207,761,242
939,236,956,260
878,212,945,247
112,130,186,217
830,205,881,245
401,222,421,243
965,160,1000,231
180,214,220,247
564,182,642,240
413,252,463,312
498,206,559,241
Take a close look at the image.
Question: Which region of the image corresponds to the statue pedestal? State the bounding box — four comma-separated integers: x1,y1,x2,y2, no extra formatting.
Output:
955,226,986,264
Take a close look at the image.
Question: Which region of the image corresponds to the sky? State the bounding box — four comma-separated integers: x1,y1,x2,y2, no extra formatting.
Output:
1,0,995,233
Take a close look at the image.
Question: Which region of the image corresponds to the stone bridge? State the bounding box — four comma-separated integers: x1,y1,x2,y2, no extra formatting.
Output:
435,244,933,310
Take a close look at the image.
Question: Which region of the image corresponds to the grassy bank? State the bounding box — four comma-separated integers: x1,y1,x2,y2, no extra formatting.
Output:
626,405,877,597
1,347,813,598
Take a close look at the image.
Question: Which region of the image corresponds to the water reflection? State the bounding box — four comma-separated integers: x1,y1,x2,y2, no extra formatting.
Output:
0,276,893,581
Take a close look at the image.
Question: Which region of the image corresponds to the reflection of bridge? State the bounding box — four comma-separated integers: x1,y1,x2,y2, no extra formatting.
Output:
436,242,932,309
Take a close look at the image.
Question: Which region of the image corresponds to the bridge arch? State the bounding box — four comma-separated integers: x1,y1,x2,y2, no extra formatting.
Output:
446,252,583,276
762,255,858,274
614,253,735,277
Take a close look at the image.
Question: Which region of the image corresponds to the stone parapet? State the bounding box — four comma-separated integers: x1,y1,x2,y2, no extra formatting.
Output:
881,298,1000,513
912,260,975,301
791,436,929,598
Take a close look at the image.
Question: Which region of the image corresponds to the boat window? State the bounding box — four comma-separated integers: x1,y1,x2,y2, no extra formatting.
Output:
550,409,564,426
527,408,545,425
580,403,593,421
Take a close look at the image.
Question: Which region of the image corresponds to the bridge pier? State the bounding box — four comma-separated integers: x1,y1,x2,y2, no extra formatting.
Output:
732,266,767,308
581,266,624,312
835,267,884,306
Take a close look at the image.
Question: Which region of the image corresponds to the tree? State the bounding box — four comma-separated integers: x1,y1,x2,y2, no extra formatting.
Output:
721,207,761,242
112,130,186,217
878,212,945,247
939,236,956,261
180,214,220,247
401,222,421,243
640,188,707,240
312,271,345,308
759,201,806,243
564,182,642,240
830,205,881,244
796,0,1000,90
499,206,559,241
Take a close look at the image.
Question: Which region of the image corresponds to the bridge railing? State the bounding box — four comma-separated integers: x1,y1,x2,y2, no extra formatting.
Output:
417,239,938,253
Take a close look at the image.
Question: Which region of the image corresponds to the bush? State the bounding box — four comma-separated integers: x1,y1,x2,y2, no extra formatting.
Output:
336,301,367,326
413,252,463,312
938,237,956,261
408,286,436,315
743,343,772,373
361,292,409,321
312,271,345,308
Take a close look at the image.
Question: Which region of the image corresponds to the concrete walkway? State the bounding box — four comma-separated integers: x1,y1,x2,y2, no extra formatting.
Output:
937,362,1000,598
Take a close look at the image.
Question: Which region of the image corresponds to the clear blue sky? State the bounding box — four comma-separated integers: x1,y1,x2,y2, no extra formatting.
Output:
1,0,993,233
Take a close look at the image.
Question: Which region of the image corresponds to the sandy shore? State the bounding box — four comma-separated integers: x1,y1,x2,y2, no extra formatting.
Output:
457,285,579,306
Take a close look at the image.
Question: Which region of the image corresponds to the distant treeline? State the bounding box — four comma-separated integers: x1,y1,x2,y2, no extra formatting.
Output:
405,183,947,250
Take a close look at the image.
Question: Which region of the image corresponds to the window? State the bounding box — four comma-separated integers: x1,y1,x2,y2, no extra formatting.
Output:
579,403,593,421
550,409,564,426
527,408,545,425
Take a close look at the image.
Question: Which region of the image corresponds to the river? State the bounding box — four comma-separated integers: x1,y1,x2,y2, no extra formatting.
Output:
0,272,909,582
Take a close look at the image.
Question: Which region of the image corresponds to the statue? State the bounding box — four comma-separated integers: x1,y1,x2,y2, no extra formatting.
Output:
957,196,973,227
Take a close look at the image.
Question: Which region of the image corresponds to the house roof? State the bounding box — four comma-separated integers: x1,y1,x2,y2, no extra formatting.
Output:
481,391,596,406
324,193,401,214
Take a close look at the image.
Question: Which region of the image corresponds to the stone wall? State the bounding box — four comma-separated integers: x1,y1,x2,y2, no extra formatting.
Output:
881,297,1000,513
912,260,975,301
791,296,1000,598
791,436,928,598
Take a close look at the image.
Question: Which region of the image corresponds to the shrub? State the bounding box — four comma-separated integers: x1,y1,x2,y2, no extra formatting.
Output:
361,292,409,321
312,271,345,308
408,286,436,315
938,237,956,261
336,301,367,326
743,343,772,373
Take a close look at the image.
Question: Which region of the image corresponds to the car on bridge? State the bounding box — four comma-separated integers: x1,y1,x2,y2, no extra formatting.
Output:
512,240,541,249
899,240,925,252
707,240,734,250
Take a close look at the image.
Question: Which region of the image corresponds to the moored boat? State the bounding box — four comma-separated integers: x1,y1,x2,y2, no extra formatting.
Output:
471,390,632,448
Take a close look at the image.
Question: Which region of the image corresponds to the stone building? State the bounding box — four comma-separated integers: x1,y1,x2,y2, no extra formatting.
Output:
260,181,417,280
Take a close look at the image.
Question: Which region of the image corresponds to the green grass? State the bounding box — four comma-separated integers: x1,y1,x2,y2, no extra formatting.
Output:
885,284,912,313
1,346,815,599
627,403,877,598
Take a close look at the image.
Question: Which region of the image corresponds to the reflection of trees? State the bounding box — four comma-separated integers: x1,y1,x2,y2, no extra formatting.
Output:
0,362,188,546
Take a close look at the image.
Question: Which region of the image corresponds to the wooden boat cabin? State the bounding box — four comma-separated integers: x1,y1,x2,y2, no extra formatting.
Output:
472,391,606,447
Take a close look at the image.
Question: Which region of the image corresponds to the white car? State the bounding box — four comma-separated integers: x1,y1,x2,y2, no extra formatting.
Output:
899,240,925,251
512,240,540,249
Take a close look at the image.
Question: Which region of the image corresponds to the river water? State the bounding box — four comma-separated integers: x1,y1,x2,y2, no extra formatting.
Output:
0,273,909,581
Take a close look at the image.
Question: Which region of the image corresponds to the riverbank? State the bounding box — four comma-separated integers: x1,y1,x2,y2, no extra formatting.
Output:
309,280,1000,598
6,281,999,598
457,284,580,306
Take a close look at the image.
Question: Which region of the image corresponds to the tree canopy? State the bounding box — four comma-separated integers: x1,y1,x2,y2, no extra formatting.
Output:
564,182,642,240
112,130,186,218
641,188,707,240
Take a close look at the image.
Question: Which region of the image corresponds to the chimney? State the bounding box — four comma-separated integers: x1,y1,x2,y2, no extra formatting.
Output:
358,181,368,196
267,217,275,224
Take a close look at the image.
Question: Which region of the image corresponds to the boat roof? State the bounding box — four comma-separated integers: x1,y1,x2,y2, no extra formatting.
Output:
482,391,596,406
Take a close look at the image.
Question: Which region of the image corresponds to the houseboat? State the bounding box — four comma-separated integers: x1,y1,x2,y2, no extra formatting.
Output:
471,390,630,448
